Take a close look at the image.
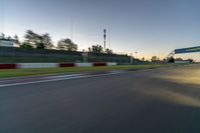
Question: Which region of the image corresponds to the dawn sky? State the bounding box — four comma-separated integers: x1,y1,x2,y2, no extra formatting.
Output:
1,0,200,60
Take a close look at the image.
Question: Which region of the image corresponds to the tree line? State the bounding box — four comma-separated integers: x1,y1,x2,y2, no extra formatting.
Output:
0,30,113,54
151,56,194,63
3,31,192,62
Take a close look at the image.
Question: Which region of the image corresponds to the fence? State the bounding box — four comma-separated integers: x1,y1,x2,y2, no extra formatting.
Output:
0,47,130,63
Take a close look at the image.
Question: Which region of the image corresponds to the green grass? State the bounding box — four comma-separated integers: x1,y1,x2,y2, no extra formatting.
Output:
0,64,180,78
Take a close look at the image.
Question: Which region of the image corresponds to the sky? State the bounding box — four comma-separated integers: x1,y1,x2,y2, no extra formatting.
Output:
1,0,200,60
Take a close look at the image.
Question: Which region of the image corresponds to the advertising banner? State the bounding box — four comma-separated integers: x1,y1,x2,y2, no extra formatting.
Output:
175,46,200,54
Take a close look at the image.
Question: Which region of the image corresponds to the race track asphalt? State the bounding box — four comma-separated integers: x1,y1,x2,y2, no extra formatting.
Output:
0,65,200,133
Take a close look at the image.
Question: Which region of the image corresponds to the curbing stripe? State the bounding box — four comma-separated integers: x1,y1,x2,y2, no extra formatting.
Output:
59,63,75,67
19,63,58,69
0,62,117,69
0,64,17,69
75,63,93,67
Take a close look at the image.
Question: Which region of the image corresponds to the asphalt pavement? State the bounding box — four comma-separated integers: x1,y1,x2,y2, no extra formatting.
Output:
0,65,200,133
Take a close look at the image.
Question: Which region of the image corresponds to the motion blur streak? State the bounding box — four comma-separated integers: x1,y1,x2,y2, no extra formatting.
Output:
0,65,200,133
139,89,200,108
145,64,200,108
154,64,200,86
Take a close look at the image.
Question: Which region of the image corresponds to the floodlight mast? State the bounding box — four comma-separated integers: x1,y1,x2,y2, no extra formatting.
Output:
103,29,107,51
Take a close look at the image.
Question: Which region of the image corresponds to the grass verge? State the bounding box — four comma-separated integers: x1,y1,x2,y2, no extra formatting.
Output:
0,64,181,78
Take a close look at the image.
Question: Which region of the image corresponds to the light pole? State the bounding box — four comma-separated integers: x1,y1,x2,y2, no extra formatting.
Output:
103,29,106,51
135,51,138,59
130,53,133,64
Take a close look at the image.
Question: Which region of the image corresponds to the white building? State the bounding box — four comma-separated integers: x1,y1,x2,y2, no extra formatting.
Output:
0,39,19,47
175,60,191,64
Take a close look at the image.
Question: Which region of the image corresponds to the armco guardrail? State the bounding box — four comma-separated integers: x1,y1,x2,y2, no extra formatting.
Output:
0,62,117,69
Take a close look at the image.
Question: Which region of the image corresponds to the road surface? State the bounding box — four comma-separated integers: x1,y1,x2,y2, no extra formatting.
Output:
0,65,200,133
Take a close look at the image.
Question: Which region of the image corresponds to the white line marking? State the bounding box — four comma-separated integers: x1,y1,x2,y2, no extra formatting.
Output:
44,74,84,79
0,75,87,87
0,68,157,87
0,72,122,87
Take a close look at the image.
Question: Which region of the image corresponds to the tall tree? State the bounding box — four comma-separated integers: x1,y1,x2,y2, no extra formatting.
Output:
14,35,20,44
151,56,160,62
0,33,5,39
167,57,175,63
88,45,103,53
24,30,41,48
24,30,53,49
57,39,78,51
175,57,183,61
41,33,53,49
20,42,33,49
186,58,194,63
105,48,113,54
141,57,145,61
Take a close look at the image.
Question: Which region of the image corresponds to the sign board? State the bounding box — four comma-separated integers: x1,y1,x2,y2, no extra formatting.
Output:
175,46,200,54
